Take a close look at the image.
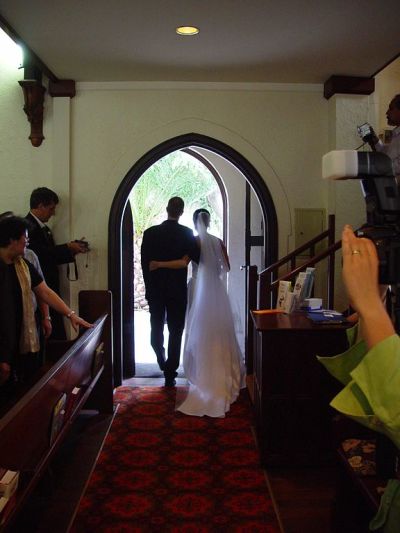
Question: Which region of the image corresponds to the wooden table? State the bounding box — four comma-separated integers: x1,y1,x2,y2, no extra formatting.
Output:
251,311,350,466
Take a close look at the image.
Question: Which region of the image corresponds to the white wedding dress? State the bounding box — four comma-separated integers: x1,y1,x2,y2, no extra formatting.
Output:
176,217,246,418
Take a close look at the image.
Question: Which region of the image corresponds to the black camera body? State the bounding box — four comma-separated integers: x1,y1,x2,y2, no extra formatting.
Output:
357,122,374,142
74,239,90,251
356,225,400,284
356,153,400,284
322,150,399,284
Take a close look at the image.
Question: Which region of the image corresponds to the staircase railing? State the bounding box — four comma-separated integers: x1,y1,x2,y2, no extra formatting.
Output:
245,215,342,374
259,214,339,309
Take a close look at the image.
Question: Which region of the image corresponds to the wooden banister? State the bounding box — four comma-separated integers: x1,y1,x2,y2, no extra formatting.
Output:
245,215,342,387
259,240,342,309
256,214,339,309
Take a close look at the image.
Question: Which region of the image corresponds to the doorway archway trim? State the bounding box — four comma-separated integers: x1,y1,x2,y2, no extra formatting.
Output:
109,133,278,385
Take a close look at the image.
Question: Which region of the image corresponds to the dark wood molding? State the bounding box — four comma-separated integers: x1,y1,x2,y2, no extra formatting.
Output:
1,13,76,148
324,75,375,100
0,13,59,83
18,80,46,147
49,79,76,98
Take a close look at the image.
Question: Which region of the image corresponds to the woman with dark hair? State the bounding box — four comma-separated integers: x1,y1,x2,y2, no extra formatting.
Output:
150,208,245,417
0,216,92,397
0,210,52,340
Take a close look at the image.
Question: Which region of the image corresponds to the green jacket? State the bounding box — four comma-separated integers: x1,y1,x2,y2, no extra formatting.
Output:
317,326,400,532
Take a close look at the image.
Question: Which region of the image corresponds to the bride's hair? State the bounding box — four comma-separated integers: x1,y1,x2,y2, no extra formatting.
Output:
193,208,210,227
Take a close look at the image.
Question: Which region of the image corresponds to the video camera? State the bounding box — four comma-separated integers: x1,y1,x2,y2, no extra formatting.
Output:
357,122,376,147
322,150,400,284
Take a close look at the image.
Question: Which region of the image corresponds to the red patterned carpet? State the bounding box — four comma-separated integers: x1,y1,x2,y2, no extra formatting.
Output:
71,386,281,532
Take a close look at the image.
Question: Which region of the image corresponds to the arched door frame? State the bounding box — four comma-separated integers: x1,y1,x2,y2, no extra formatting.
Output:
109,133,278,386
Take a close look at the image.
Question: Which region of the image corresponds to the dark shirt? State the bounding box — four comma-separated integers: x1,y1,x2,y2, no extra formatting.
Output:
0,259,43,364
25,213,73,293
141,220,199,302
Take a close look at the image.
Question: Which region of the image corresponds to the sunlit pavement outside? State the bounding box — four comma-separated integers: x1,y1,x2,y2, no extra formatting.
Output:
135,309,184,365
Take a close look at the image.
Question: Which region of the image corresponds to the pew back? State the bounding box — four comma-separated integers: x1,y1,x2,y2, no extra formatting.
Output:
0,316,106,472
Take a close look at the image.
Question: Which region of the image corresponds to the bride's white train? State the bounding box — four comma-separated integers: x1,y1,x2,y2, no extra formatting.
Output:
176,210,246,418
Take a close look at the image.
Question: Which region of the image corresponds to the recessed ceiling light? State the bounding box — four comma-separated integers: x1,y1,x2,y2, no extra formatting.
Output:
176,26,199,36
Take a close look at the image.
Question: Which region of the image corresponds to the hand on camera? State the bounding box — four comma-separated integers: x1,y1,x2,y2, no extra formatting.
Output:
357,123,379,148
68,237,90,255
342,225,381,311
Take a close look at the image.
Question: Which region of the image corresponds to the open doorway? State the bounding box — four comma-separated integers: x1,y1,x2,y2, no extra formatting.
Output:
109,133,278,386
129,148,226,377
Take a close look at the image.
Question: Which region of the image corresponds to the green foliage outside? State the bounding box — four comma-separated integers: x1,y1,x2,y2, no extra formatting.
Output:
129,150,222,236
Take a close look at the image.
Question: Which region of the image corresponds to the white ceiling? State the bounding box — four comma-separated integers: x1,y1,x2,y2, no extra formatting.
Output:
0,0,399,84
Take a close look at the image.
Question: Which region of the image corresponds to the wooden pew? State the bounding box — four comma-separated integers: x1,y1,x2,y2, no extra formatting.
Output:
0,290,113,530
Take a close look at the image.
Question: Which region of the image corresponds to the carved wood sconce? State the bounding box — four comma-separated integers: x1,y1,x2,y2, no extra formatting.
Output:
18,80,46,147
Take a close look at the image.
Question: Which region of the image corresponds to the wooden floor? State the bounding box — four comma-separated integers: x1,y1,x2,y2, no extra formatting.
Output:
266,465,338,533
247,373,340,533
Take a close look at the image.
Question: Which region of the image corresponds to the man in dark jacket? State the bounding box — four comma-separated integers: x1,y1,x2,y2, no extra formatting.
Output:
141,197,199,386
25,187,88,339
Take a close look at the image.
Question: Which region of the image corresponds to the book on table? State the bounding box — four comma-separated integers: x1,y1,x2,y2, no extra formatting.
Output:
306,310,348,325
0,473,18,524
0,470,19,499
0,493,16,523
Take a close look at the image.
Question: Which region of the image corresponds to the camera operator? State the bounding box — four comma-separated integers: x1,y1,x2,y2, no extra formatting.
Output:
365,94,400,176
25,187,89,340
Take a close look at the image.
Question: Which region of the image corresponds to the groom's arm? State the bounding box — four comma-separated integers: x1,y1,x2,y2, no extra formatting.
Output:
150,256,190,271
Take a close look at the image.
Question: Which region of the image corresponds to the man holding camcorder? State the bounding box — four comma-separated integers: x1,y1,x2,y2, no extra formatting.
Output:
26,187,89,340
360,94,400,176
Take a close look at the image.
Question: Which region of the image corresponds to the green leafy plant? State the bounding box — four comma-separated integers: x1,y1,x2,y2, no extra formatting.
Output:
129,150,222,236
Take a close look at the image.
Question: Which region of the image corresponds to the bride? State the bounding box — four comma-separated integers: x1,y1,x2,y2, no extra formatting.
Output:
149,208,245,417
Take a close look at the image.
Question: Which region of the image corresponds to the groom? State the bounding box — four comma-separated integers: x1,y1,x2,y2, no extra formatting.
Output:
141,197,199,387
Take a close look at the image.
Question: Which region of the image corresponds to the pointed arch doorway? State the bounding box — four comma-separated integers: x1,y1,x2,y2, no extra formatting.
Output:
109,134,278,386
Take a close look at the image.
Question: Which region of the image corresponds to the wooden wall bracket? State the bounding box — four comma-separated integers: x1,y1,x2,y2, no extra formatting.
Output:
18,79,46,147
324,75,375,100
49,79,76,98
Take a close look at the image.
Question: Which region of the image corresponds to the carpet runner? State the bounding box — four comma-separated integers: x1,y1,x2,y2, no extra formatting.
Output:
71,386,281,532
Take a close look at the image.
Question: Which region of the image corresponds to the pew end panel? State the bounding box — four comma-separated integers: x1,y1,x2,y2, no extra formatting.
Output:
78,290,114,414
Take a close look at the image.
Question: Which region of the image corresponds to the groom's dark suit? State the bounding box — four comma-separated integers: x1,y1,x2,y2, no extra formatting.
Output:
25,213,75,339
141,219,199,383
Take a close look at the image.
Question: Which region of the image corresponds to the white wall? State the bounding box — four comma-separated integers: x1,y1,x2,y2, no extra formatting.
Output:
2,39,398,312
70,82,327,294
0,31,53,215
